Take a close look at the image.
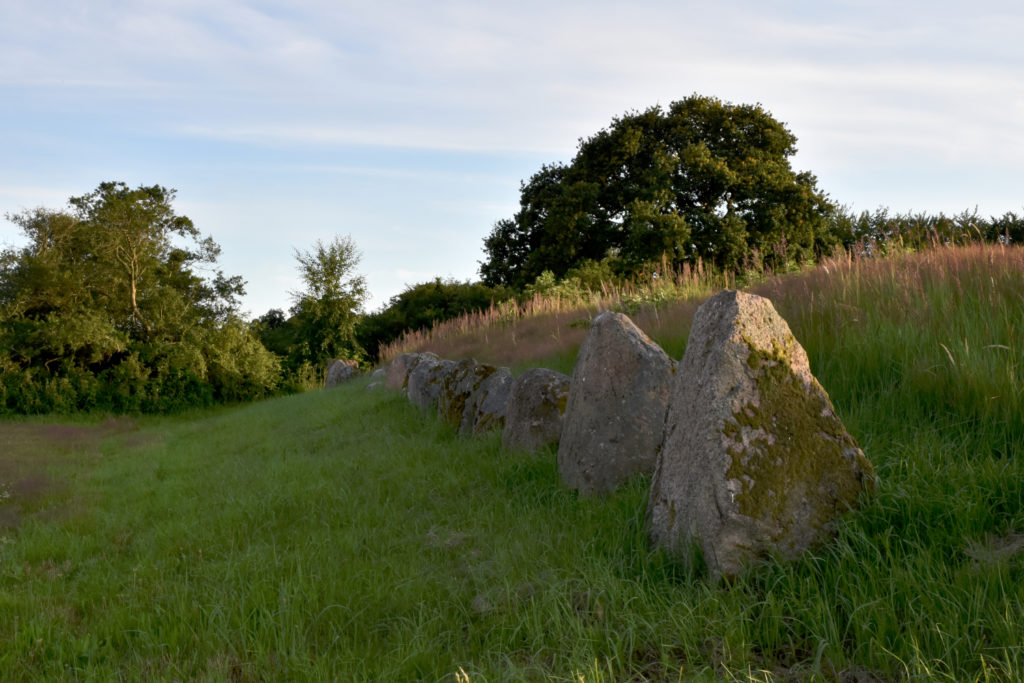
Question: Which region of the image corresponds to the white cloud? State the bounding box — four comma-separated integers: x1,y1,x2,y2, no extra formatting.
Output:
2,0,1023,313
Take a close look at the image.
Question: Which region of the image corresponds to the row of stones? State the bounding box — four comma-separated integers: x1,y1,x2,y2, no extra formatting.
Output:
384,352,572,455
377,290,875,577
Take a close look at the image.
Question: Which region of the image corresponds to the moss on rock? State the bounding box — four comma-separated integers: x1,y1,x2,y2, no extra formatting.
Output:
724,335,874,551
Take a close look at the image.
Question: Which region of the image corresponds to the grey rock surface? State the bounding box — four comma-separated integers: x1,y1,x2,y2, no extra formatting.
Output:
648,289,874,577
502,368,571,452
385,352,435,391
407,356,457,413
438,359,498,428
462,367,514,436
557,311,676,494
325,359,359,387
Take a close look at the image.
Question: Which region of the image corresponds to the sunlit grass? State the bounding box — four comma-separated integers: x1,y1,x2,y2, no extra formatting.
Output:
1,244,1023,680
380,258,726,372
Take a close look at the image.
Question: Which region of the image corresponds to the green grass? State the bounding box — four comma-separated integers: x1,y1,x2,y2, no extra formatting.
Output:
2,244,1024,680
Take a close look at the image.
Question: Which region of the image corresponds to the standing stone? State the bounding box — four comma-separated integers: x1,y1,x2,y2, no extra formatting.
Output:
386,352,435,391
558,312,676,494
438,359,498,428
502,368,571,452
407,356,457,413
648,290,874,577
325,359,359,387
462,367,514,436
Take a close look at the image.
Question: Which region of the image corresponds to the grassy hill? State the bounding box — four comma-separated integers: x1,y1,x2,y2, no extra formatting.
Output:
1,245,1022,680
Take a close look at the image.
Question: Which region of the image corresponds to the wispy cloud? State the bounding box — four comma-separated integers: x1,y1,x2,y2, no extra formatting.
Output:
6,0,1019,165
2,0,1022,313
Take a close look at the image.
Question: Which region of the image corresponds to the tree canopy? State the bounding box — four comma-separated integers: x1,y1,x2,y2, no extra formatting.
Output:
480,95,835,288
0,181,279,413
287,235,368,367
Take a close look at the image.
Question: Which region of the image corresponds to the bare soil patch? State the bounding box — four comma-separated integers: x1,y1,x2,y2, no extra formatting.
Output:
0,418,142,530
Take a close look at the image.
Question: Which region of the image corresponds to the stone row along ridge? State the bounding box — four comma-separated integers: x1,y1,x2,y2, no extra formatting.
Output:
385,352,570,452
372,290,874,577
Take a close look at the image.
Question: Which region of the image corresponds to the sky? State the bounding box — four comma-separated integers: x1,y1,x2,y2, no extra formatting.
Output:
2,1,1022,316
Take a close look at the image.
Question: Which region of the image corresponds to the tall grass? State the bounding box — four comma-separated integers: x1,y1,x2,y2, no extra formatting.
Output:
371,243,1024,679
763,244,1023,437
380,258,730,373
1,244,1022,680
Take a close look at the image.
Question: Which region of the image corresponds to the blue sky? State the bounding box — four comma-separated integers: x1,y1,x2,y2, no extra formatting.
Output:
2,1,1022,315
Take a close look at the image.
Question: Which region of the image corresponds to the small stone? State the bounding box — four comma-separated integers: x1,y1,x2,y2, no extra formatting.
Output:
407,356,457,412
462,367,514,436
325,359,359,387
502,368,571,452
438,359,498,428
385,352,436,391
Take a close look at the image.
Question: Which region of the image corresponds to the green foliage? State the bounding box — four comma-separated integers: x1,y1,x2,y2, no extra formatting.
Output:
355,278,514,361
251,308,300,359
201,319,282,403
480,94,835,288
0,181,280,414
287,235,367,368
564,258,620,291
3,246,1024,683
828,206,1024,253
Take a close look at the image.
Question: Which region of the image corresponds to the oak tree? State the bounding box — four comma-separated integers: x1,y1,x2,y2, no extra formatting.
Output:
480,95,835,287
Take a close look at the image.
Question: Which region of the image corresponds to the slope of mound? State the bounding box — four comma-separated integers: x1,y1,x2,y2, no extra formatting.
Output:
1,245,1022,679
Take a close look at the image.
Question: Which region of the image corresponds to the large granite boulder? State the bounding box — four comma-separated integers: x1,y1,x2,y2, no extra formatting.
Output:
407,356,457,413
648,290,874,577
386,352,436,391
325,359,359,387
461,367,514,436
438,359,498,428
558,312,676,494
502,368,571,452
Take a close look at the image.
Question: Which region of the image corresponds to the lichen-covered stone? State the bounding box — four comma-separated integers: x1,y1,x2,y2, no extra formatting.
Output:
648,289,874,577
558,311,676,494
407,356,457,413
438,359,498,428
386,352,436,391
462,367,514,436
502,368,571,452
325,359,359,387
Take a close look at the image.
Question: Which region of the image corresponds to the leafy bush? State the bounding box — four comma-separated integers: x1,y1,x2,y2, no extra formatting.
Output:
0,181,286,414
203,319,282,403
355,278,514,361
